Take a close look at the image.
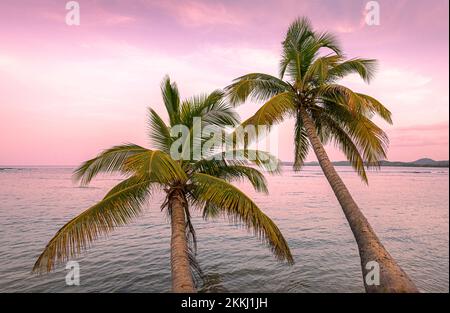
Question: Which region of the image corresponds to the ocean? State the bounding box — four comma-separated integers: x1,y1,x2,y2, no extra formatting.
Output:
0,166,448,292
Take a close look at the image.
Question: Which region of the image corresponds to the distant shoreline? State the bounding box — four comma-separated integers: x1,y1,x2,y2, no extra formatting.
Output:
2,160,449,170
282,159,449,168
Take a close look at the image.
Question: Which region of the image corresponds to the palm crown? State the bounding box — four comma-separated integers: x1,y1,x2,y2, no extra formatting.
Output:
32,76,293,278
226,17,392,183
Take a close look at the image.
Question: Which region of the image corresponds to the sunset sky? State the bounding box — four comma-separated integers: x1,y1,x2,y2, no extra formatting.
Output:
0,0,448,165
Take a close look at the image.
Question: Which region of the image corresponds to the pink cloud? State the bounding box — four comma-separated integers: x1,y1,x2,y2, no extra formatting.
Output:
394,122,449,133
155,0,242,27
383,122,449,160
96,11,136,26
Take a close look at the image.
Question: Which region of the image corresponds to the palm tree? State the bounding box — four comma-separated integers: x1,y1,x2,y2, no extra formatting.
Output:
225,17,417,292
32,76,293,292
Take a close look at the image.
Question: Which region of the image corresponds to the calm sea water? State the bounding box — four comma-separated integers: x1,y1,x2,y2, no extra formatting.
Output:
0,166,448,293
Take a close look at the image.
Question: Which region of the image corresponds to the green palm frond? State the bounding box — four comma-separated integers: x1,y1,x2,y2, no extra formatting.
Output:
161,75,181,126
148,108,173,153
280,42,312,83
312,109,368,183
284,17,314,47
231,92,295,149
293,113,310,171
347,115,389,164
32,176,154,273
317,84,391,125
280,18,342,81
123,150,188,184
286,48,306,83
313,31,342,55
197,203,221,220
241,92,296,130
180,90,240,128
356,93,393,124
193,150,281,174
190,173,293,264
225,73,290,106
322,103,389,165
279,17,312,79
316,84,366,113
176,91,240,167
328,58,377,83
302,54,342,87
73,144,149,186
201,99,240,128
196,163,269,193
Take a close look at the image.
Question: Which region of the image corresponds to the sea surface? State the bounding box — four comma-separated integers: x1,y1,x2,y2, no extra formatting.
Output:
0,166,448,293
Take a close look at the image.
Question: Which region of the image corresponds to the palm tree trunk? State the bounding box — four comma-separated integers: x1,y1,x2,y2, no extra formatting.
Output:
169,189,195,293
299,107,418,293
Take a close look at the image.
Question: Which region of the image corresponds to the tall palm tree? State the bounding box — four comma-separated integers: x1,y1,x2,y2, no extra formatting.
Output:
32,76,293,292
226,17,417,292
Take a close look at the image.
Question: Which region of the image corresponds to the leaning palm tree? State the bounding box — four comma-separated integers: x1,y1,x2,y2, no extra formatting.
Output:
32,76,293,292
226,17,417,292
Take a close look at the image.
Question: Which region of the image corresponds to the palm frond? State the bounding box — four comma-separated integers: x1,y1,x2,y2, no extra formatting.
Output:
316,84,366,113
320,103,389,165
73,144,148,186
302,54,342,86
328,58,378,83
193,150,281,174
148,108,173,153
123,150,188,184
225,73,289,106
284,17,314,48
312,109,368,183
240,91,296,132
201,99,240,128
230,92,295,149
293,112,310,171
190,173,293,264
313,31,342,55
347,115,389,164
176,91,240,167
181,90,239,128
196,163,269,193
356,93,393,124
280,43,311,82
161,75,181,126
280,17,342,81
32,176,154,273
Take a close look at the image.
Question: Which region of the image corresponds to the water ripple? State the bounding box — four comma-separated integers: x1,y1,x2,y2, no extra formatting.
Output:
0,166,448,292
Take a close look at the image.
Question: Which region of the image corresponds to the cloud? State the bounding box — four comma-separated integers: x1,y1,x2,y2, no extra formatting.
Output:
37,2,136,26
0,41,280,123
0,54,16,67
98,12,136,26
340,65,448,127
394,122,449,132
387,122,449,150
156,0,242,27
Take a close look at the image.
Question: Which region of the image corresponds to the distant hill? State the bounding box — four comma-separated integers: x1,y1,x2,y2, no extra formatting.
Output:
281,158,449,168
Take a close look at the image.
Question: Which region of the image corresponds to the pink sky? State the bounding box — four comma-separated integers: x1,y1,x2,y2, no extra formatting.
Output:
0,0,448,165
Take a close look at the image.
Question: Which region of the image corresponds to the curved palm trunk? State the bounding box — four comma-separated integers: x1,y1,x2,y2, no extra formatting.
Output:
299,107,418,293
169,189,195,293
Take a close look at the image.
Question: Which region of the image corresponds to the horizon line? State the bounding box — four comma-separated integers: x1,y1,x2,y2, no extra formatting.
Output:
1,158,448,168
